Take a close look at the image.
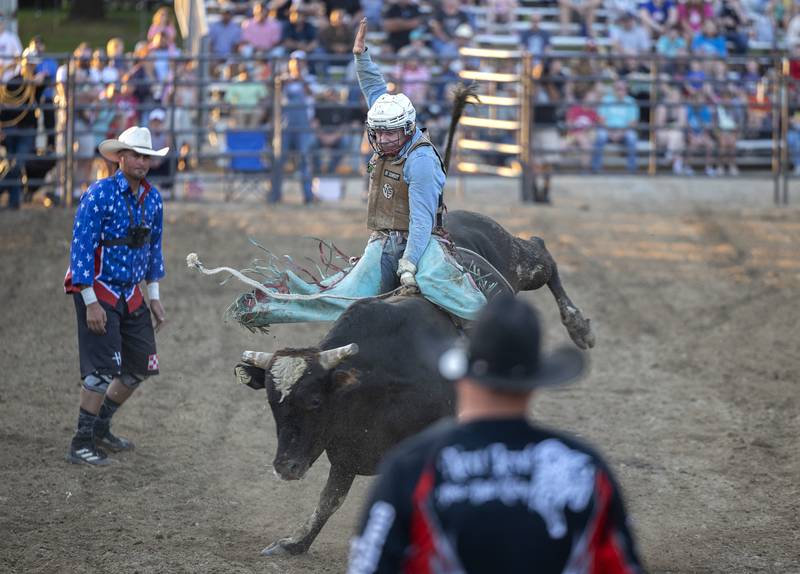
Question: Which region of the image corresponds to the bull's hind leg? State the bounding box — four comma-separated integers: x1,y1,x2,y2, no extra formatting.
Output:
521,237,595,350
261,465,355,556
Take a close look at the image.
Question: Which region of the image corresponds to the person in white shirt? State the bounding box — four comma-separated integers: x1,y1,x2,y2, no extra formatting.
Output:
610,11,651,55
0,15,22,82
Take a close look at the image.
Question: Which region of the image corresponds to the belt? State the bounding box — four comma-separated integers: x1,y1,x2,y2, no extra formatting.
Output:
371,229,409,239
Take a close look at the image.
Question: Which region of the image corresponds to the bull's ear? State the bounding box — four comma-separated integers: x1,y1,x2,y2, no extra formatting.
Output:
332,368,361,391
234,363,267,390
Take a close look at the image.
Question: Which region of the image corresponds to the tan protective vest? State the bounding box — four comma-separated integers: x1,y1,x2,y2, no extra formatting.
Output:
366,132,444,232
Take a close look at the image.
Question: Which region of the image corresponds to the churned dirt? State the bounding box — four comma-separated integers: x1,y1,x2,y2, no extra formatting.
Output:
0,176,798,573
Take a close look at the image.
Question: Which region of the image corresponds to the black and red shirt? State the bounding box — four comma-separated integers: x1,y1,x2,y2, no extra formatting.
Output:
348,419,643,574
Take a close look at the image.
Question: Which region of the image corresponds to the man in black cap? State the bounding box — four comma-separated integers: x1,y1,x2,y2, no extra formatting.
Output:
347,295,643,574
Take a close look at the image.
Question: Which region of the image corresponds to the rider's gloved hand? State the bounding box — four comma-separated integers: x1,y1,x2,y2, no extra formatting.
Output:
397,258,418,288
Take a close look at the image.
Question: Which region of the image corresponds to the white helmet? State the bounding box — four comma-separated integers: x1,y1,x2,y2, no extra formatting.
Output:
366,93,416,156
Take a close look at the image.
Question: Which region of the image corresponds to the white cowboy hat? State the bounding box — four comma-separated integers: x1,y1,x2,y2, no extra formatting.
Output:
99,126,169,163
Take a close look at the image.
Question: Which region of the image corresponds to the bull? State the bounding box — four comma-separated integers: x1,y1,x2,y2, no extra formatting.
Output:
234,210,594,555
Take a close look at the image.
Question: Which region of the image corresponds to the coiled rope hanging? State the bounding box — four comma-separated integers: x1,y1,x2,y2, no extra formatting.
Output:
0,81,36,128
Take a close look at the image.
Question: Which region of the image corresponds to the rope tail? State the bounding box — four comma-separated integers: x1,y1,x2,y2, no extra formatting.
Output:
443,82,481,173
186,253,407,303
186,253,366,302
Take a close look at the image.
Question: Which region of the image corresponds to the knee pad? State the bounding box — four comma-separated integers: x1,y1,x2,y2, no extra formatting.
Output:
82,373,113,394
120,373,145,390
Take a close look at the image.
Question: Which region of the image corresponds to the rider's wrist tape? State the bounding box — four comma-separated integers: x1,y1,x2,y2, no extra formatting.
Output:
81,287,98,306
147,282,160,300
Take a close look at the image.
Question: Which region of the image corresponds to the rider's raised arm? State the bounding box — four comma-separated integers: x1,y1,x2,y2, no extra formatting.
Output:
353,17,388,109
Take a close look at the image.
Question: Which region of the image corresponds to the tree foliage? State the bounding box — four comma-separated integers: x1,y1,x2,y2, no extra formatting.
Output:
69,0,106,21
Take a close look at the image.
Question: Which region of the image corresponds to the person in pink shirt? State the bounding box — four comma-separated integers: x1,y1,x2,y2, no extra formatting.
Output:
148,7,177,49
112,80,140,133
565,87,600,171
395,33,433,105
395,55,431,105
676,0,713,40
241,2,283,54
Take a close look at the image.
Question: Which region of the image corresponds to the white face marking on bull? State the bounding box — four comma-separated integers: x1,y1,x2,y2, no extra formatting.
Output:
270,356,309,403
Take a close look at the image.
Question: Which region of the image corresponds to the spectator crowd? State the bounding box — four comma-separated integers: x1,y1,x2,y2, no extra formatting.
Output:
521,0,800,178
3,0,800,208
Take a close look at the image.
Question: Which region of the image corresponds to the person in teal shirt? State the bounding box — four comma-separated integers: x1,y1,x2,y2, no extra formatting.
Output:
656,25,687,58
691,21,728,57
591,81,639,173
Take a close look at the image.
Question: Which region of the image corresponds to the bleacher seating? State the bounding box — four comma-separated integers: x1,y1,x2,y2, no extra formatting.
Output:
195,0,788,177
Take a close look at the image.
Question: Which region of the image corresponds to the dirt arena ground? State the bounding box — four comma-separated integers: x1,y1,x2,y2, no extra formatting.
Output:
1,176,798,573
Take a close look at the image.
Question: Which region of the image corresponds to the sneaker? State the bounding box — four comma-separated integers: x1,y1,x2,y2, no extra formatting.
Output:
682,166,695,176
97,430,135,452
728,165,740,176
67,442,111,466
705,166,717,177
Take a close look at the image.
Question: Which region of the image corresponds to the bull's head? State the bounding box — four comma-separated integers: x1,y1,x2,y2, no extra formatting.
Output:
234,344,360,480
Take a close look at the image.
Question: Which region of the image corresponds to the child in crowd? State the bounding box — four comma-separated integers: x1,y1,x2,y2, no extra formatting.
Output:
565,86,600,171
686,87,716,175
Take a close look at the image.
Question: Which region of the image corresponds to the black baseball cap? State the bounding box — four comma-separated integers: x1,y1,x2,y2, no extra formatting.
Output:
439,295,586,392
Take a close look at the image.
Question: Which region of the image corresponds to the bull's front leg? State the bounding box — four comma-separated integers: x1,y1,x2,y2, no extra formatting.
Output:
261,464,355,556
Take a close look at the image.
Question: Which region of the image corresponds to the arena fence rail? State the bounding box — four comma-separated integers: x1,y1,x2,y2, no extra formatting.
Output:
0,51,795,207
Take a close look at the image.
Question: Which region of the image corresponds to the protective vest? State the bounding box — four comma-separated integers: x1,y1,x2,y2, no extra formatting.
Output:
366,131,445,231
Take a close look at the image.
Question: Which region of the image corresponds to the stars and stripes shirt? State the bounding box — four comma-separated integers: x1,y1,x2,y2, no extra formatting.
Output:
348,419,644,574
64,170,165,311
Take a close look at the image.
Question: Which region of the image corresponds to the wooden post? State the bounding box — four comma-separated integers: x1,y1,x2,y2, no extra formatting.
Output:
64,56,75,208
781,57,790,205
648,56,659,176
772,54,782,205
270,72,283,202
167,56,179,198
519,52,532,202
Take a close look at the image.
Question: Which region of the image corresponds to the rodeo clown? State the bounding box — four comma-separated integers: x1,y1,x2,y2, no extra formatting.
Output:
63,126,167,466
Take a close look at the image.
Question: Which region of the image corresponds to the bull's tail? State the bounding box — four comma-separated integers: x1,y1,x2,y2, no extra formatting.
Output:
443,82,480,173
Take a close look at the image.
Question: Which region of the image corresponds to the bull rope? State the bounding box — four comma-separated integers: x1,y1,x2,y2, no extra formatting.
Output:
455,247,515,296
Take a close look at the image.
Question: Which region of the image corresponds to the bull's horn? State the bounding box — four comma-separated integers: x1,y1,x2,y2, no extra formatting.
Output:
318,344,359,370
241,350,274,368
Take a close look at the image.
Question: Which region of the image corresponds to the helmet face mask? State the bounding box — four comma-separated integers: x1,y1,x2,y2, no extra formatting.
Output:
367,124,414,156
366,93,416,157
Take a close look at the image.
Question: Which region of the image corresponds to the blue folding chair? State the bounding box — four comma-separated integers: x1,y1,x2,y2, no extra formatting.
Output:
224,129,271,201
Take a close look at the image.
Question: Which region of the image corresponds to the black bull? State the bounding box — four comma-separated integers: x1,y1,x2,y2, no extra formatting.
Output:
233,210,594,556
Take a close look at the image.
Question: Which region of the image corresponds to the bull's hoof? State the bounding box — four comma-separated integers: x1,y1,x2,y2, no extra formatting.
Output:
261,537,309,556
561,306,595,350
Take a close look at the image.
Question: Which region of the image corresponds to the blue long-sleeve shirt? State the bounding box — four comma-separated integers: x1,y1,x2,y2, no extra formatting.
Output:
65,170,165,309
356,49,445,267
